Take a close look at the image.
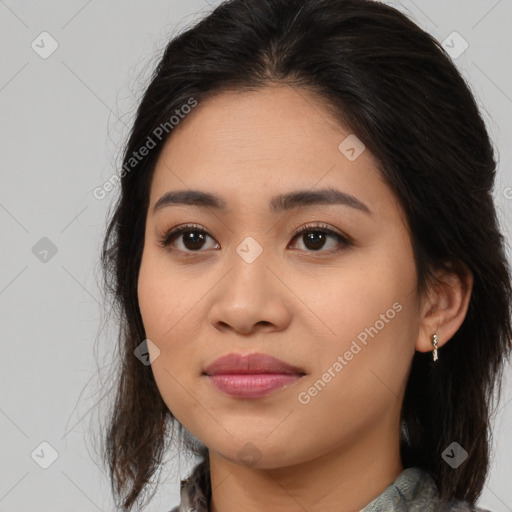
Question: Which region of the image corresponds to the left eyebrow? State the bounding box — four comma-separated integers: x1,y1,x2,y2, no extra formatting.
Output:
153,187,372,216
269,188,372,216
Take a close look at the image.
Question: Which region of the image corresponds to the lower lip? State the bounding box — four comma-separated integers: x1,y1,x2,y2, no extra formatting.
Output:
206,373,303,398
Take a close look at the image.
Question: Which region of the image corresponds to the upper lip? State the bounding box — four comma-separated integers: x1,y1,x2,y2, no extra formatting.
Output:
203,352,305,376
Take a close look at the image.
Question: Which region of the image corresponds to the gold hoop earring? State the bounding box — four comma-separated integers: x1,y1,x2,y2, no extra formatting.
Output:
432,333,439,361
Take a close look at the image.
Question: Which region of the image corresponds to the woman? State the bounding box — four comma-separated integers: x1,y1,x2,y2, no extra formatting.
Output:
99,0,512,510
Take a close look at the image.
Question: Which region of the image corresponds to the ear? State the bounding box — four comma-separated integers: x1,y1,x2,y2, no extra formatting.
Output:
416,262,473,354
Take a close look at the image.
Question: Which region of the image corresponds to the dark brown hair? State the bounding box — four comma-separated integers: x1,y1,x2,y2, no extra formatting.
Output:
97,0,512,509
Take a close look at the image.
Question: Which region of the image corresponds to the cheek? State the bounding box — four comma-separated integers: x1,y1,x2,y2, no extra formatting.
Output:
137,254,167,339
137,249,193,340
293,265,417,439
307,239,419,383
137,247,207,373
137,252,199,419
313,258,413,342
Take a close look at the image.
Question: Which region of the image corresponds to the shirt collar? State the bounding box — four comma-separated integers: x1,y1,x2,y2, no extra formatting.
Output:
175,460,441,512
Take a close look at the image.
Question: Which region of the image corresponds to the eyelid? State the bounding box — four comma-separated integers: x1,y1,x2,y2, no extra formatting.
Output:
288,220,347,239
288,222,353,251
158,222,211,248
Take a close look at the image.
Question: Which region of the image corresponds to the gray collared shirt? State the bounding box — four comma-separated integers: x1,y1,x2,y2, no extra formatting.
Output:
168,459,492,512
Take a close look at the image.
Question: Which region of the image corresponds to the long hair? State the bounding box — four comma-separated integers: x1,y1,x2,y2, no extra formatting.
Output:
98,0,512,509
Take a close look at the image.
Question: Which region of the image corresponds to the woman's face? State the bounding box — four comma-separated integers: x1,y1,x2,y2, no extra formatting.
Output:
138,85,425,469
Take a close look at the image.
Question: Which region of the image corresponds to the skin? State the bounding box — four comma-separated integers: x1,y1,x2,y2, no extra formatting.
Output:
137,85,473,512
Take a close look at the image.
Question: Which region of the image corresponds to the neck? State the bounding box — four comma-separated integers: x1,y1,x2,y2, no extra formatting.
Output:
208,420,404,512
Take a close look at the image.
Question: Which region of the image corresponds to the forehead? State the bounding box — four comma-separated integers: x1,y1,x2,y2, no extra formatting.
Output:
149,85,396,220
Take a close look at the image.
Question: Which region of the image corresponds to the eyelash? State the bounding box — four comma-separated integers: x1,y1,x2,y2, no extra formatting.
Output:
158,222,353,255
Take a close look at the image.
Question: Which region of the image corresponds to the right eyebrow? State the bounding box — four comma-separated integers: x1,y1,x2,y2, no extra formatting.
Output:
154,190,227,213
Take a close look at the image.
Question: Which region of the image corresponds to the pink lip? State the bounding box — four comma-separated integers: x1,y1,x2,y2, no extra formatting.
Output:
203,352,305,398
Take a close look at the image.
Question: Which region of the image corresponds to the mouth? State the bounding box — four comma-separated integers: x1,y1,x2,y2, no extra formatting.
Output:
203,352,306,398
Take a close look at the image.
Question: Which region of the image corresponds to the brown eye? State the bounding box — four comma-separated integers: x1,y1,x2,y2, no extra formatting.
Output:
178,230,208,250
159,224,219,252
299,231,329,251
289,223,353,253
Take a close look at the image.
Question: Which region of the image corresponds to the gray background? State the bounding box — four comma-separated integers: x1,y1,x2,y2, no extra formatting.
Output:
1,1,511,511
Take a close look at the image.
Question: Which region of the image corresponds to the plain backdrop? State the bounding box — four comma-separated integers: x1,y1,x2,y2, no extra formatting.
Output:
1,1,511,511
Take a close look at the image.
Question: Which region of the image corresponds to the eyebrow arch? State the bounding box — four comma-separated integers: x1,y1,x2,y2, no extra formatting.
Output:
153,187,372,216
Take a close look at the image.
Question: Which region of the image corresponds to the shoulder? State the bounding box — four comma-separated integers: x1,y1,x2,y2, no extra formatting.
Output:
434,503,493,511
386,466,494,512
166,457,211,512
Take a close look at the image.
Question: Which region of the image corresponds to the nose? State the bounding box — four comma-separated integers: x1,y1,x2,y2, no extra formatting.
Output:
207,251,292,336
